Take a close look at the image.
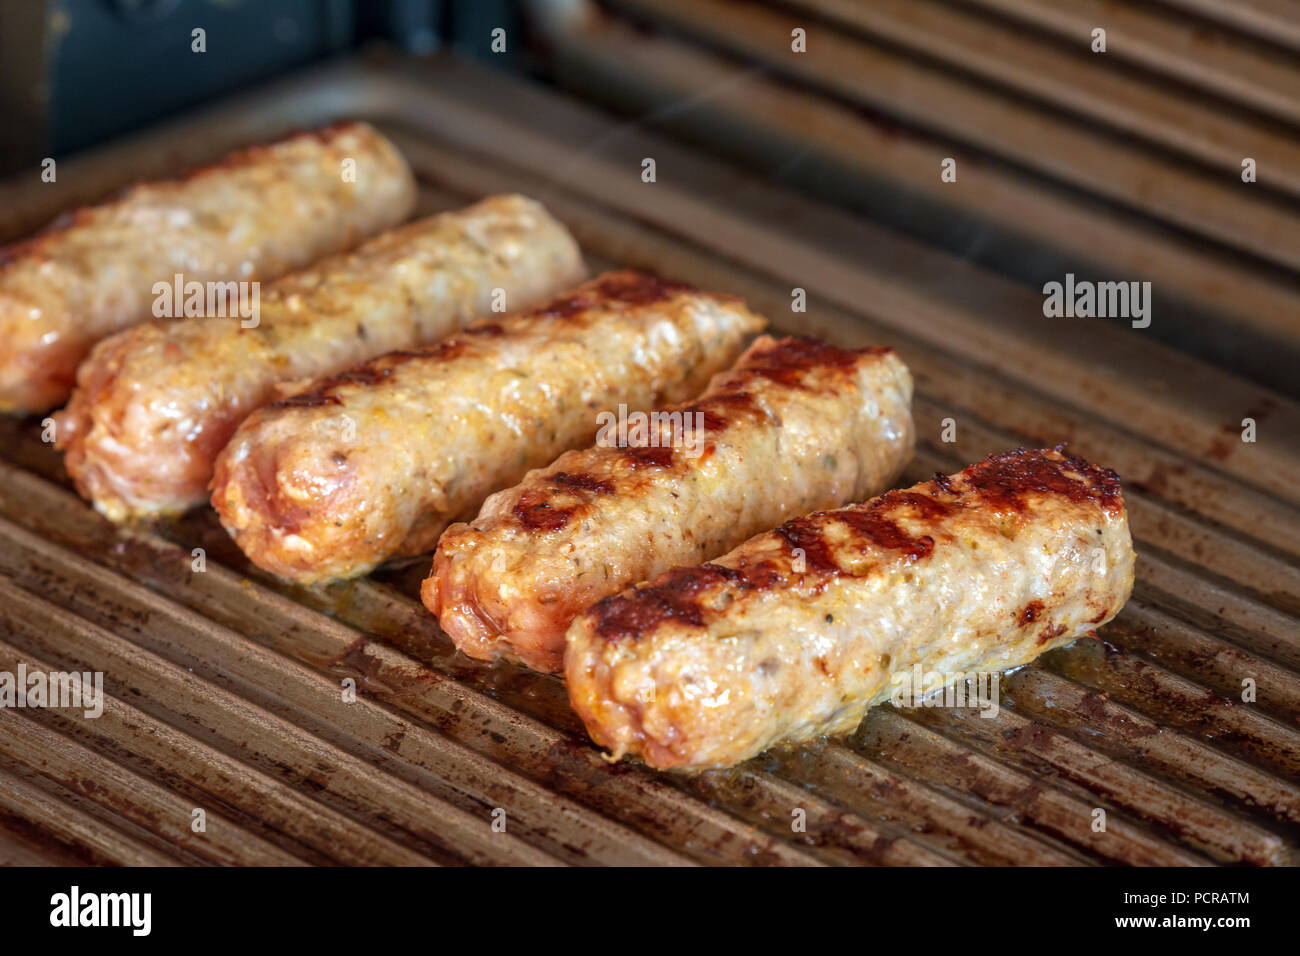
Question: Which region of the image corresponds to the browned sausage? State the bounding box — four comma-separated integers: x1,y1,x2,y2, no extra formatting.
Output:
566,447,1135,770
211,272,766,583
56,195,585,519
1,122,415,413
426,336,914,672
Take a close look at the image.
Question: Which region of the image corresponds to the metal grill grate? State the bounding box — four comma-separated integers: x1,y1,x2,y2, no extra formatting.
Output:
0,7,1297,865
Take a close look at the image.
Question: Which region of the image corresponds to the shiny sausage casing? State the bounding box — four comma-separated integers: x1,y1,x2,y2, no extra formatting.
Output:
56,195,585,520
211,271,766,583
1,122,415,414
565,447,1135,771
425,335,914,673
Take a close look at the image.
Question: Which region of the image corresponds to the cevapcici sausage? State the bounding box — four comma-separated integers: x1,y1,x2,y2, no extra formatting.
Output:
211,271,766,583
1,122,416,413
565,447,1135,770
56,195,585,520
425,336,914,672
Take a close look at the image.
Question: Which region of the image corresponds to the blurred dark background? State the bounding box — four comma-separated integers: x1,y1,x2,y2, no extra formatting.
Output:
0,0,540,171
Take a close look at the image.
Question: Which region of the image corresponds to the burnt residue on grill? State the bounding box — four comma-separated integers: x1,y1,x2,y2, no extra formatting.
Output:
0,808,108,867
3,385,1296,863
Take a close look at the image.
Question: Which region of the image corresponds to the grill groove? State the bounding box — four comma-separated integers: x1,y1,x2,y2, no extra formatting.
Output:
0,36,1296,864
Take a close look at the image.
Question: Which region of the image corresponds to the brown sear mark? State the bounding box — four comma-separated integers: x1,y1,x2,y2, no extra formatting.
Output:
839,508,935,562
593,566,721,637
775,489,943,574
1036,623,1067,646
680,391,759,433
550,472,614,494
593,562,780,640
595,449,1119,642
624,446,674,469
512,493,568,533
535,270,696,319
1018,600,1044,626
618,337,872,442
776,520,841,573
746,337,884,389
272,346,456,408
929,472,957,496
886,491,951,520
512,471,613,532
681,408,725,432
963,447,1123,515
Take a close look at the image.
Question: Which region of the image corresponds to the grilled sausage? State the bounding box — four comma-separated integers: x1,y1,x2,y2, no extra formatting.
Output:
566,447,1135,770
56,195,585,520
1,122,416,414
211,271,766,584
425,336,915,673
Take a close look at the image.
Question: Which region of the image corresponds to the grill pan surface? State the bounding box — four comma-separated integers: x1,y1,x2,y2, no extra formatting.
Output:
0,40,1297,865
